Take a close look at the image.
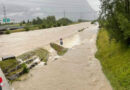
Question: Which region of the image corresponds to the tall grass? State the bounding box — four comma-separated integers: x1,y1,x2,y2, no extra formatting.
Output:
96,29,130,90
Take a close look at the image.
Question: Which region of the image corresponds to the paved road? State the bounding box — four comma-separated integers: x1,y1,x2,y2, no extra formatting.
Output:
0,69,11,90
12,23,112,90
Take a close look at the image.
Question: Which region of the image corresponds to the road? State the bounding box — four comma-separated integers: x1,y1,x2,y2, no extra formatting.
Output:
10,22,112,90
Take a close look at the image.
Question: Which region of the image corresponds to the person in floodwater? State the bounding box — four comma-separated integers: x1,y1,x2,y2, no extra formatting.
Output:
0,77,2,90
60,38,63,45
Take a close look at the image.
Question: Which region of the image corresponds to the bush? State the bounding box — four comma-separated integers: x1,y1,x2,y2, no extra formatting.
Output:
91,20,97,24
41,24,47,29
5,30,11,34
22,64,29,73
57,18,73,26
24,26,30,31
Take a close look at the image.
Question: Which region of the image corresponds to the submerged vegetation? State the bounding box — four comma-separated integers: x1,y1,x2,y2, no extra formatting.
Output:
18,48,49,63
0,48,49,81
50,43,68,56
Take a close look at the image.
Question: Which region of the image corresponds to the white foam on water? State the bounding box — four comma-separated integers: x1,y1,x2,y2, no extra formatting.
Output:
36,62,46,67
63,34,81,48
33,58,40,63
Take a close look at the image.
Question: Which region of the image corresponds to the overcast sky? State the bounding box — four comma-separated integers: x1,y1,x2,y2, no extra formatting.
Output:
87,0,100,11
0,0,100,22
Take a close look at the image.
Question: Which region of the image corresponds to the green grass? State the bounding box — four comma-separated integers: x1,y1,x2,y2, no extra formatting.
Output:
50,43,68,56
0,59,19,72
18,48,49,63
96,28,130,90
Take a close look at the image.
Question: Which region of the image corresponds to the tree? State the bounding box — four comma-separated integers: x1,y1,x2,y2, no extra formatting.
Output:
46,16,56,27
27,20,31,24
36,17,43,24
57,18,72,26
22,20,26,24
99,0,130,45
32,19,37,25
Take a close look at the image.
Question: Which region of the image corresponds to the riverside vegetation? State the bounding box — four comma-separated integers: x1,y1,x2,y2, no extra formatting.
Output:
97,0,130,90
96,29,130,90
2,16,74,34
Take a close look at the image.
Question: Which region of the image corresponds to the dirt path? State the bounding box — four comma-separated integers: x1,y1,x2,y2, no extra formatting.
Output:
11,23,112,90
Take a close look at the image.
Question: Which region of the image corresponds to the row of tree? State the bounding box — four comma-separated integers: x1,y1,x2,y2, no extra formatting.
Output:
21,16,73,29
99,0,130,45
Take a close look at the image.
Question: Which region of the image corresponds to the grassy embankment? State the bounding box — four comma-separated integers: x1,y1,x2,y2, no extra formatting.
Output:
96,29,130,90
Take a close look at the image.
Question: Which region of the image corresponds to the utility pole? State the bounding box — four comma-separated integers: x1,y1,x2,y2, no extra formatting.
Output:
63,10,66,18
